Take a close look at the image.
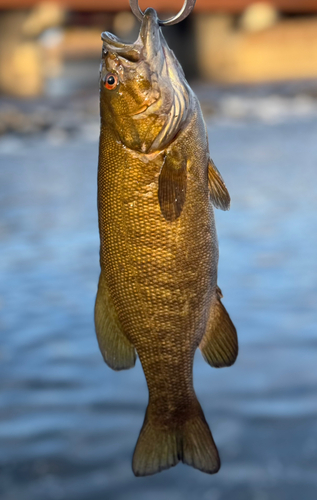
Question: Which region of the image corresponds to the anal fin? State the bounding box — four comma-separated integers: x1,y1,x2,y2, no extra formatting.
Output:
200,293,238,368
94,272,136,371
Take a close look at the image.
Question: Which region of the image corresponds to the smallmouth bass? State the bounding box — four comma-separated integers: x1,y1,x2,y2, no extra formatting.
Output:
95,8,238,476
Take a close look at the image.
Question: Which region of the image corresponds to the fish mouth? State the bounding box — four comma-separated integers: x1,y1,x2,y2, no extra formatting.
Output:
139,8,164,64
101,31,141,62
101,8,164,67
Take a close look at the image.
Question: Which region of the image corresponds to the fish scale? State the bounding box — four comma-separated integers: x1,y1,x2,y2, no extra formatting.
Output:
99,114,212,382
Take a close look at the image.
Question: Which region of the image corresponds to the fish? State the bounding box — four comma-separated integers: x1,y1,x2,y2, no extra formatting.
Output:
95,7,238,477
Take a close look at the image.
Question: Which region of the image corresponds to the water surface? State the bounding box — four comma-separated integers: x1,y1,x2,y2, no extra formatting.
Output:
0,91,317,500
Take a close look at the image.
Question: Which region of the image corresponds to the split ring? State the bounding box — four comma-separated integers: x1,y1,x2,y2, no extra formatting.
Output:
129,0,196,27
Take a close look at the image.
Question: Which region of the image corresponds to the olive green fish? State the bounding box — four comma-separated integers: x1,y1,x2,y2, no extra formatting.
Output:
95,8,238,477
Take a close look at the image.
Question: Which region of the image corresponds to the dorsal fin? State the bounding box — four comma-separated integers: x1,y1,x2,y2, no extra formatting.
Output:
208,158,230,211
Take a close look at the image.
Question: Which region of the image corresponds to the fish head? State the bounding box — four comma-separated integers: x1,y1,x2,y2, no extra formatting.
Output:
100,8,191,154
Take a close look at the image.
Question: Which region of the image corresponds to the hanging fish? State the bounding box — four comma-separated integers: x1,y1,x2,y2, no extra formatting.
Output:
95,2,238,477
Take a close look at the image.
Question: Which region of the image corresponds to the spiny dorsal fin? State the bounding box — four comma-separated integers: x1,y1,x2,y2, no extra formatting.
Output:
158,149,187,222
208,158,230,211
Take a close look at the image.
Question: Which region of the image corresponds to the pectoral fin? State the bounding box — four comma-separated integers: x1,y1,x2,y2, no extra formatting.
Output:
200,291,238,368
95,272,136,370
158,149,187,222
208,158,230,211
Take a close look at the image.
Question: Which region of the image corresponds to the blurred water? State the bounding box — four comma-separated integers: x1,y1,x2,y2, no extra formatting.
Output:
0,91,317,500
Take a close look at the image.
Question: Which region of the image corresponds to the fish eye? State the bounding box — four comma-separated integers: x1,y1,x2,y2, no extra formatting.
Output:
104,73,119,90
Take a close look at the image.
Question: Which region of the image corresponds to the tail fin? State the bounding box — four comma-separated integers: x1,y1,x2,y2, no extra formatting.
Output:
132,402,220,476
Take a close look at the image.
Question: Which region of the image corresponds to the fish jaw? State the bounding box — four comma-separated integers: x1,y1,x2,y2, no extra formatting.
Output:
138,8,165,74
99,8,192,154
101,9,165,79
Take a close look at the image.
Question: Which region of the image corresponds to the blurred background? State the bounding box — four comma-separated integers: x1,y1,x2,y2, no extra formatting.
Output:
0,1,317,499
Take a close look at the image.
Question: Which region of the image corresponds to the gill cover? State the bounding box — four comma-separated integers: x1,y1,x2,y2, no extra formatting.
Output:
100,8,192,154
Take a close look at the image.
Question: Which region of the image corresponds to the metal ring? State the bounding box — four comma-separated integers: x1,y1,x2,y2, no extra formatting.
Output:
129,0,196,26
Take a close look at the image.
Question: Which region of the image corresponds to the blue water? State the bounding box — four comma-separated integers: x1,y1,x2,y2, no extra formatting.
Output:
0,93,317,500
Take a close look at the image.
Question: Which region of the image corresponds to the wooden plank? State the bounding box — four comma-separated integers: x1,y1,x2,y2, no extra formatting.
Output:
1,0,317,13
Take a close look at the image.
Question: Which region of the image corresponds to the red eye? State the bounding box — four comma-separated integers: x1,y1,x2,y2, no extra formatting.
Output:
104,73,118,90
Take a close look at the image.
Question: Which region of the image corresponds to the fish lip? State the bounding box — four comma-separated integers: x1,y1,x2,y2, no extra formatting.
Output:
101,9,163,64
139,8,159,42
139,8,164,61
101,32,141,62
101,31,127,47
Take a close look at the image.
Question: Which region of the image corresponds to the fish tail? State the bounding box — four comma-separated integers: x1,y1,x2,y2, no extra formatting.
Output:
132,399,220,476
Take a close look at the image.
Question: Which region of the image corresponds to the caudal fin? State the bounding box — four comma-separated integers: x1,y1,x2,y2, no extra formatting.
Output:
132,402,220,476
